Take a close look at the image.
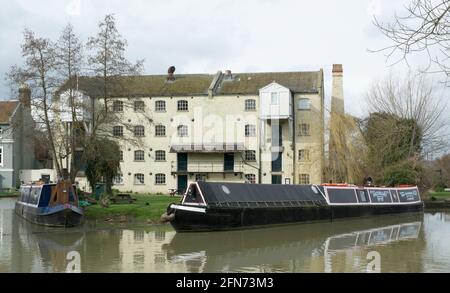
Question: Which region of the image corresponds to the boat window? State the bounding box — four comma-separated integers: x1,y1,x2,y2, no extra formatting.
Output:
29,187,41,205
20,187,30,203
327,188,358,203
357,190,369,203
391,190,399,202
368,189,393,203
38,185,52,207
398,189,420,202
183,184,205,204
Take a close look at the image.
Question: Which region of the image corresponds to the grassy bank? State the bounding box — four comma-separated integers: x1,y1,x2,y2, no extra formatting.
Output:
83,194,181,224
0,190,19,198
429,191,450,199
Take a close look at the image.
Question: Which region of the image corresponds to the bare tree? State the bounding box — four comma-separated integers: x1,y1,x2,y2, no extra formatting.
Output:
6,29,64,178
373,0,450,80
86,14,144,115
54,23,85,182
366,72,449,157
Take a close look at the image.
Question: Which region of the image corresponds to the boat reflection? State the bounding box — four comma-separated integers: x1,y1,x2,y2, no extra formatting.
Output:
163,214,424,272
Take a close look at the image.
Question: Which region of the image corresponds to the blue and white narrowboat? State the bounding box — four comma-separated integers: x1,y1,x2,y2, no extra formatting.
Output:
15,181,84,227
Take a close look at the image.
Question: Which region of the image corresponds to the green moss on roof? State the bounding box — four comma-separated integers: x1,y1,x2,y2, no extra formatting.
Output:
217,71,321,95
60,71,321,98
63,74,214,98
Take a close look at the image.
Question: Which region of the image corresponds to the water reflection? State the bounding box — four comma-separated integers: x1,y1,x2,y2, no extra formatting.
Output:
1,198,450,272
164,214,425,272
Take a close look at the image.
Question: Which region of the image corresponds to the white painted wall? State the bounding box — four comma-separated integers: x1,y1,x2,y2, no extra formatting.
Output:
259,82,292,120
19,169,56,184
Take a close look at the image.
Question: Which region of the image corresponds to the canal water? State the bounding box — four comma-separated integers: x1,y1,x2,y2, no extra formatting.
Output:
1,198,450,273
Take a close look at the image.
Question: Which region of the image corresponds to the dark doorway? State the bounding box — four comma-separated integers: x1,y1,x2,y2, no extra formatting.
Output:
224,153,234,172
177,153,188,172
271,152,282,172
272,175,282,184
177,175,188,193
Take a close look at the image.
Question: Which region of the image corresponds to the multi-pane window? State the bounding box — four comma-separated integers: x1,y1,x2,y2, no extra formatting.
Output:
299,174,310,184
155,150,166,161
245,150,256,161
155,173,166,185
245,174,256,184
298,149,310,161
113,173,123,185
0,146,3,166
177,125,188,137
155,100,166,112
195,174,206,182
119,151,123,161
113,101,123,112
113,126,123,137
245,124,256,137
245,99,256,111
134,101,145,112
134,173,145,185
134,150,145,161
298,98,311,110
177,100,188,111
134,125,145,137
155,125,166,137
271,92,279,105
298,124,311,136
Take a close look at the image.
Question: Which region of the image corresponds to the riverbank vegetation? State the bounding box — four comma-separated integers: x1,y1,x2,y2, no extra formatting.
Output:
83,194,181,223
325,72,449,192
0,190,19,197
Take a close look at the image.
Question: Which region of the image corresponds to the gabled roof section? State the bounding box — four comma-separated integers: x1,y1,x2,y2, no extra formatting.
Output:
58,70,322,98
0,101,20,123
258,81,291,92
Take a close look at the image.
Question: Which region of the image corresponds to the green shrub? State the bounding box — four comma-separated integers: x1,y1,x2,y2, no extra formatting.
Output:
434,186,445,193
381,160,422,187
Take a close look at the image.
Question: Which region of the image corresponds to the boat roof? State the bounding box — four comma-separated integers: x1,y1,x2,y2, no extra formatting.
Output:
196,182,326,205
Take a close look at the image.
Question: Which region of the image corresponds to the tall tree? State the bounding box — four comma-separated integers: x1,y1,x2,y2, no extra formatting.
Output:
7,29,63,178
55,23,85,182
86,14,143,115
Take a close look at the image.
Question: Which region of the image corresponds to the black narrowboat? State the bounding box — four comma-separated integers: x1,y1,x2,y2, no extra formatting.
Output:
163,182,423,232
15,180,84,227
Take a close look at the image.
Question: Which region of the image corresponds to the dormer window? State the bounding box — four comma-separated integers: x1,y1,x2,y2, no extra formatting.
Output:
271,92,279,105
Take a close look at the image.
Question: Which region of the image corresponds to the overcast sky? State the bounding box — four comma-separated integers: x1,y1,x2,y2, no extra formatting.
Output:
0,0,446,117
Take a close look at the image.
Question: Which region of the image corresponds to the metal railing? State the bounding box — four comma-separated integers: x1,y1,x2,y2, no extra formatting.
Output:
172,162,244,173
